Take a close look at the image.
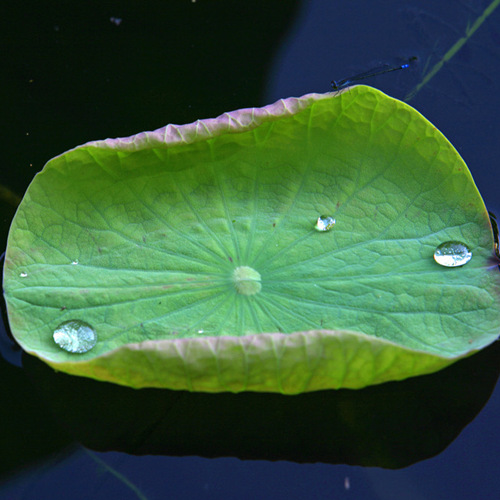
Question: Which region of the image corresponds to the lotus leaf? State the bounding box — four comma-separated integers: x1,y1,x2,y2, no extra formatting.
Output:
3,86,499,393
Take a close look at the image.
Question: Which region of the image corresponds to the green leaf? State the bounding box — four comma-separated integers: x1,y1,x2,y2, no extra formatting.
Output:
3,86,499,393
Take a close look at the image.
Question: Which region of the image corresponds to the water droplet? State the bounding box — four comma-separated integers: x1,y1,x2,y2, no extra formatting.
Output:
19,272,28,278
315,215,336,232
197,329,204,334
72,260,79,265
53,320,97,353
232,266,262,295
434,241,472,267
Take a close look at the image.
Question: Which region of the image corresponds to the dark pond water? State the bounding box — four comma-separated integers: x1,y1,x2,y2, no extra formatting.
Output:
2,1,500,498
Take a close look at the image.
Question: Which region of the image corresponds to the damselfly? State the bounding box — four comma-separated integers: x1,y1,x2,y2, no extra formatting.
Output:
331,57,417,90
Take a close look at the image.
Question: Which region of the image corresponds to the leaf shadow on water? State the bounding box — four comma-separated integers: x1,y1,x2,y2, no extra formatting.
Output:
14,340,500,471
0,355,74,480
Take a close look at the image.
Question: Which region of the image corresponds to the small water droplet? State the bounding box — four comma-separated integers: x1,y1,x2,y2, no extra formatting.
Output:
20,272,28,278
434,241,472,267
197,329,204,334
53,320,97,353
72,260,79,265
315,215,336,232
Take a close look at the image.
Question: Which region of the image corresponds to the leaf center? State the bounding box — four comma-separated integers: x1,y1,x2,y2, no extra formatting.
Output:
232,266,262,296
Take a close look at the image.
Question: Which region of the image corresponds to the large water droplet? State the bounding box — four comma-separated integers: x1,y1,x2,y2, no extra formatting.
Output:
315,215,336,232
434,241,472,267
53,320,97,353
232,266,262,295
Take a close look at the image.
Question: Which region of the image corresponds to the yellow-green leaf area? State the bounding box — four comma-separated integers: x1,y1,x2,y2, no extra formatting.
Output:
3,86,499,393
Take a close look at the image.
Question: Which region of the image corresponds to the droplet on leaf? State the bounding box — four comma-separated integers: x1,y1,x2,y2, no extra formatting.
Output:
53,320,97,353
314,215,336,232
434,241,472,267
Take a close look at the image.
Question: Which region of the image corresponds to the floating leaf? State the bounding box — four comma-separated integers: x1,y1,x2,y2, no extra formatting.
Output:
3,86,499,393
